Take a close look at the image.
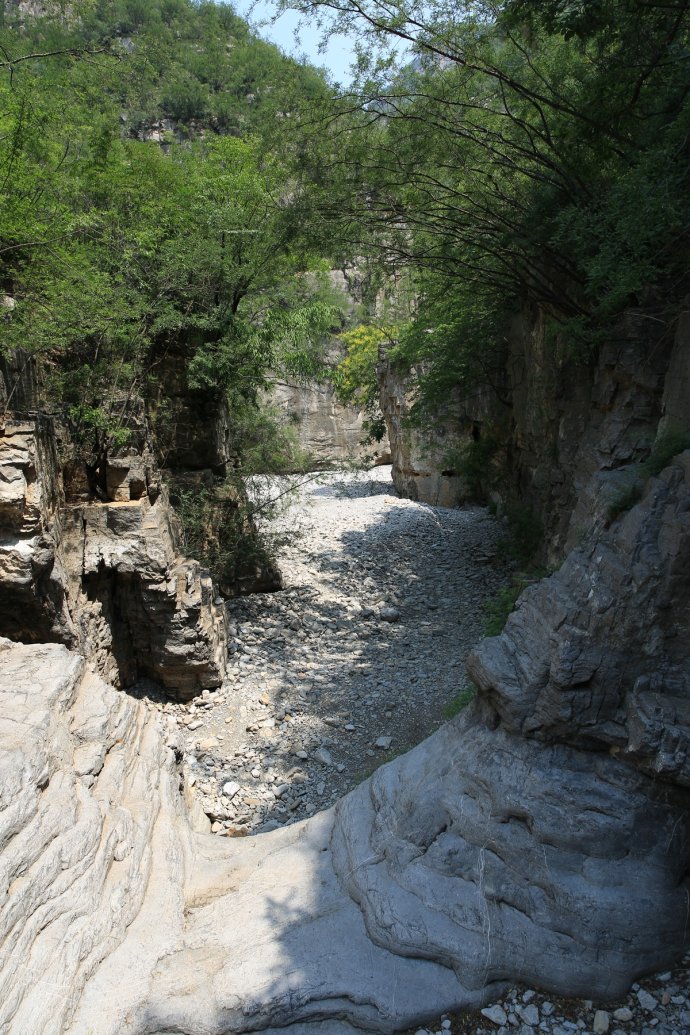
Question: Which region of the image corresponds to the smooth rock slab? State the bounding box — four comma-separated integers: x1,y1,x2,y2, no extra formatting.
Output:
332,710,690,1001
117,813,495,1035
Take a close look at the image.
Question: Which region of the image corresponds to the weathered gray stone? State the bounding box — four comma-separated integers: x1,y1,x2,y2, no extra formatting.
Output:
0,418,227,699
0,418,76,645
332,710,689,1002
482,1004,509,1026
0,639,187,1035
468,452,690,784
377,356,475,507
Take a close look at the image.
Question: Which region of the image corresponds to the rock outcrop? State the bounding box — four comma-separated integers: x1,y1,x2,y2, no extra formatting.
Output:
0,638,187,1035
267,373,378,467
378,304,690,573
2,451,689,1034
0,417,226,699
377,356,473,506
469,450,690,782
0,417,76,646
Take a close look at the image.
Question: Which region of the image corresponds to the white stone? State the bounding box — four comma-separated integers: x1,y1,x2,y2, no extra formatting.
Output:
637,990,658,1012
481,1004,509,1026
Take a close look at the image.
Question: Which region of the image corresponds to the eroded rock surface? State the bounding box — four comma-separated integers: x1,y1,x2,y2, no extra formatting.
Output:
269,376,375,466
469,451,690,782
3,454,690,1034
0,638,186,1035
0,417,226,698
0,418,75,645
377,357,471,507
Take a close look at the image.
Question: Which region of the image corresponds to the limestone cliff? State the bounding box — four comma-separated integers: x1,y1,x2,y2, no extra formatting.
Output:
267,373,376,467
0,416,226,700
377,355,483,506
378,303,690,570
2,449,689,1033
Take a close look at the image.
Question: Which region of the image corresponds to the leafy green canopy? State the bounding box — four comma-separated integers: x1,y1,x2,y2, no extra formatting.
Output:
279,0,690,413
0,0,339,481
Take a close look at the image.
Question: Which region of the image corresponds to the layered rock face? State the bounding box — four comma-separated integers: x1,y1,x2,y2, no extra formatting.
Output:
378,305,690,564
0,418,76,646
377,357,473,506
506,307,684,562
469,451,690,781
0,417,226,699
2,453,689,1034
267,374,376,467
0,638,188,1035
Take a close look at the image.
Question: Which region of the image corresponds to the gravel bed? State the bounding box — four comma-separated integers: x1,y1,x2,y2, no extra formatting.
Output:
130,465,688,1033
406,956,690,1035
137,466,505,833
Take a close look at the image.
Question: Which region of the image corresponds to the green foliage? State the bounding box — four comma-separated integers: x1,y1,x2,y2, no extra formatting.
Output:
0,3,337,487
443,685,477,719
227,394,316,475
332,324,394,408
484,567,547,636
607,482,643,523
484,582,523,637
444,429,502,501
643,428,690,479
331,324,396,442
282,0,690,413
172,478,281,596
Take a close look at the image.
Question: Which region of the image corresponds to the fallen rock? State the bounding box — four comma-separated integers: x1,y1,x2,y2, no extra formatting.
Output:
481,1004,508,1026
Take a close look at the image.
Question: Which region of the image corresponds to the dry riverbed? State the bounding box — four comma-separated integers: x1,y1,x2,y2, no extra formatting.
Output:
131,466,689,1035
136,466,505,833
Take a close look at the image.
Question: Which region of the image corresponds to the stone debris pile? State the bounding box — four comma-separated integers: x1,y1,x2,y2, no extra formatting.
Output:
131,466,506,835
409,956,690,1035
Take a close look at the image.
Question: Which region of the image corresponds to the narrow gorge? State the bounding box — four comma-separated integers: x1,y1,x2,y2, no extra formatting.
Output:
1,2,689,1034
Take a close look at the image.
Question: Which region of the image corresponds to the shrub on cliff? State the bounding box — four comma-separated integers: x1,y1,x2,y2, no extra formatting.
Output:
279,0,690,410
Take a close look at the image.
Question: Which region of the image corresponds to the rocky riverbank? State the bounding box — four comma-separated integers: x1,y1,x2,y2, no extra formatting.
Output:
131,466,506,834
125,465,690,1035
409,954,690,1035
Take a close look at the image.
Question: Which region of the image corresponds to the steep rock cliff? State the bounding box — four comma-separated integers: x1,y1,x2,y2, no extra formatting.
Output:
267,373,376,467
1,453,689,1034
0,416,227,699
377,356,484,506
378,304,690,569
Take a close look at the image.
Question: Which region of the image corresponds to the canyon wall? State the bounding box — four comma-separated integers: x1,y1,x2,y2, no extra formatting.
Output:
0,415,227,699
378,305,690,567
1,447,689,1035
266,372,378,467
1,303,689,1031
376,356,490,506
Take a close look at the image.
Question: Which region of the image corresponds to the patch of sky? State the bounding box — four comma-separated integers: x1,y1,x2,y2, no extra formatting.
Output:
228,1,410,86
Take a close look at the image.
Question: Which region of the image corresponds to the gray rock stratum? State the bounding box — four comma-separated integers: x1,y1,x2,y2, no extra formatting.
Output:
2,452,689,1035
0,417,227,698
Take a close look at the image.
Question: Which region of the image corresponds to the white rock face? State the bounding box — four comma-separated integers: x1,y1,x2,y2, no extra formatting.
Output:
3,611,689,1033
267,376,377,466
0,637,186,1035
